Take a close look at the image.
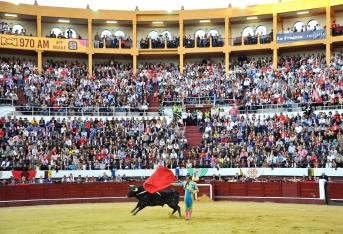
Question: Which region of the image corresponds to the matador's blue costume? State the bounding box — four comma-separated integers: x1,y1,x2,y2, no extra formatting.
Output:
172,180,198,220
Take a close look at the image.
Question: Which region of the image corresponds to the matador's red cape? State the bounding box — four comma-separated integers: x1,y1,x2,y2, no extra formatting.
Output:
143,167,176,193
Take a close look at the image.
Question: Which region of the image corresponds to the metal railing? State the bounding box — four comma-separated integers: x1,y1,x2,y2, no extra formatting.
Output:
162,97,343,113
183,37,224,48
0,97,18,106
2,101,342,118
3,106,165,117
162,96,232,105
138,38,180,49
93,39,132,49
231,35,272,46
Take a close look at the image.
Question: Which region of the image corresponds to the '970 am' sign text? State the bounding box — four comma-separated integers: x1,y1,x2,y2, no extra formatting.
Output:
0,34,87,52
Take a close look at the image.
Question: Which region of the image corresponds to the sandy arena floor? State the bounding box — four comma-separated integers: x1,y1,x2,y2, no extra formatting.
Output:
0,201,343,234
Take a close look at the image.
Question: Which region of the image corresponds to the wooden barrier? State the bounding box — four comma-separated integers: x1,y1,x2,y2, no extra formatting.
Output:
0,181,330,207
327,182,343,201
211,182,319,198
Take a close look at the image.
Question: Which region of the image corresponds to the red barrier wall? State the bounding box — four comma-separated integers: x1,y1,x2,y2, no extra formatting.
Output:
212,182,319,198
0,181,329,207
327,182,343,200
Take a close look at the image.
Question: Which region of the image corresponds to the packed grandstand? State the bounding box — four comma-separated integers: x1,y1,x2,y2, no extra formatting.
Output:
0,0,342,187
0,52,342,177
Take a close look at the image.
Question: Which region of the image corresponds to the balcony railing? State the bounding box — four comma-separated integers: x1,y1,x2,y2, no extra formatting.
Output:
332,26,343,36
93,39,132,49
231,35,272,46
162,97,343,113
0,97,18,106
184,37,224,48
2,101,342,118
139,38,180,49
4,106,164,117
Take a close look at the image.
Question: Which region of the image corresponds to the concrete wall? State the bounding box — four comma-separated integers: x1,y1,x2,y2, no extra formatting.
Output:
185,55,225,64
230,21,273,38
335,11,343,25
42,22,88,39
0,51,37,62
279,48,326,57
43,54,88,64
137,26,179,39
184,24,225,37
92,25,132,39
93,57,132,65
138,57,179,65
230,53,272,62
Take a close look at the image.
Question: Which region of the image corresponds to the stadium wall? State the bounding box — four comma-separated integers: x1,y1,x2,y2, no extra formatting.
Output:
42,22,88,39
2,181,342,207
92,25,133,40
230,21,273,38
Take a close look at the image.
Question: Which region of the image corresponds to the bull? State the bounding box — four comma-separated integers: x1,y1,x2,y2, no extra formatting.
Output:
127,185,181,217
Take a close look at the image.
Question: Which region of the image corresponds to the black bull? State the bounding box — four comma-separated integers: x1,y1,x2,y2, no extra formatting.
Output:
127,185,181,216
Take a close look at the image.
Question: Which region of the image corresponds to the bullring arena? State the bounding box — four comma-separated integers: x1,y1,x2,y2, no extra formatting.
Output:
1,202,343,234
1,0,343,233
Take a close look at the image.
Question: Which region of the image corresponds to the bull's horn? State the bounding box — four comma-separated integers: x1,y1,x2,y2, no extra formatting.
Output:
129,185,134,187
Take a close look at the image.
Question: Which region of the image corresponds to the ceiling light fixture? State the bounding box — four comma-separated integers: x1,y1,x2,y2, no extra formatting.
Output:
152,21,163,24
199,20,211,23
4,13,18,17
58,19,70,23
297,11,309,15
246,16,258,20
106,20,118,24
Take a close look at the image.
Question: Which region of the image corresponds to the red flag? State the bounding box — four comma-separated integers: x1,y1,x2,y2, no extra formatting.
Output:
143,167,177,193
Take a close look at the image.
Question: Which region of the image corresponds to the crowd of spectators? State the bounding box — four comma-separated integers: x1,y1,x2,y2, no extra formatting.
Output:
1,52,343,114
0,22,30,36
0,109,341,171
331,20,343,37
22,60,153,114
139,35,180,49
94,32,132,49
156,61,226,105
184,34,224,48
47,29,82,39
0,116,187,172
0,171,135,185
0,57,38,105
0,54,343,172
159,53,343,110
186,109,343,169
233,30,273,46
244,32,272,45
283,24,322,34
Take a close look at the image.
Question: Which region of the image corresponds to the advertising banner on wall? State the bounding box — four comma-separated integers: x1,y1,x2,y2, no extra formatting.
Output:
0,34,88,52
276,29,326,43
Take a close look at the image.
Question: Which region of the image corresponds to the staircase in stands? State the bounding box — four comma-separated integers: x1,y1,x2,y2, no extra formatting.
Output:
148,83,159,112
185,125,203,156
16,87,26,106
